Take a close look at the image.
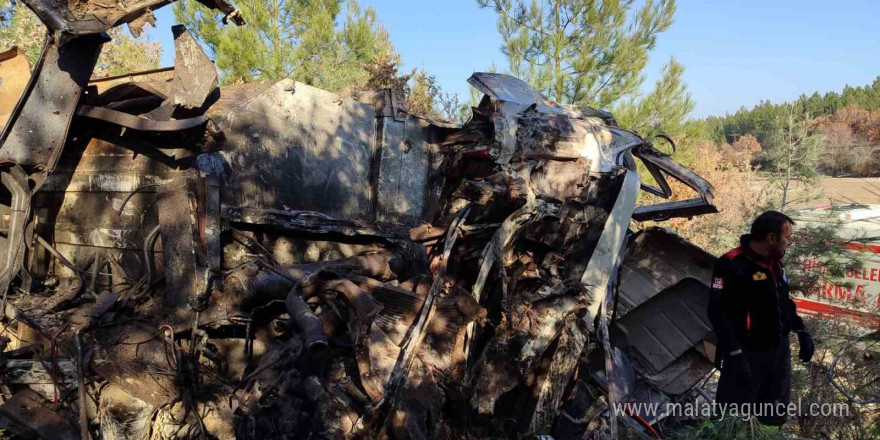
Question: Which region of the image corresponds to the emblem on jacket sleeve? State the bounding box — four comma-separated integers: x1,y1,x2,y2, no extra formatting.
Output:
712,277,724,289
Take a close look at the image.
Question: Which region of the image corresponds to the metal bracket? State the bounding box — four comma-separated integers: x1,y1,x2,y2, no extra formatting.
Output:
631,145,718,222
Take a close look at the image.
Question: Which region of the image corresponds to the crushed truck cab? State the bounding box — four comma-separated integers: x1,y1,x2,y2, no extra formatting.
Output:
0,2,723,438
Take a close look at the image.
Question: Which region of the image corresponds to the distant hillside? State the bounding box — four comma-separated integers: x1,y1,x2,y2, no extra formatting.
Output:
703,76,880,145
692,77,880,178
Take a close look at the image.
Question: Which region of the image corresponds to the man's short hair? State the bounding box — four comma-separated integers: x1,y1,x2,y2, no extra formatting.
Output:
751,211,795,241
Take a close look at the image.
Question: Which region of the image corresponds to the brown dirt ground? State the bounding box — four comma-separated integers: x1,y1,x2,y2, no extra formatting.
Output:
773,177,880,208
816,177,880,206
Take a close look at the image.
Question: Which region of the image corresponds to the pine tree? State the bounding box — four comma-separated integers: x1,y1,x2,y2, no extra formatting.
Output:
476,0,676,110
477,0,696,157
763,105,823,208
406,69,442,119
174,0,393,92
783,213,864,299
613,57,694,141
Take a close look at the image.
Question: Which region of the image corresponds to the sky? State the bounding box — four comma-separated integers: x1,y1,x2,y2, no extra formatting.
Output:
144,0,880,119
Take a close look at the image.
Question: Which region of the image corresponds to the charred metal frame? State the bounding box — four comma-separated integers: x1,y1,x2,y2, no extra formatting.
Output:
0,2,727,437
631,144,718,221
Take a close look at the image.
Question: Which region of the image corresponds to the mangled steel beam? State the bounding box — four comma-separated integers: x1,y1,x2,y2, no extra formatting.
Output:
631,144,718,221
0,35,105,172
19,0,243,36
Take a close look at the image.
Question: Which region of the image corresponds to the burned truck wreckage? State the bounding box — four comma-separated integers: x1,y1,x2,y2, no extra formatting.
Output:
0,1,724,438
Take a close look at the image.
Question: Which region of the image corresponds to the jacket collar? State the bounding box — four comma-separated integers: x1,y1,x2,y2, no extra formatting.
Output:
740,234,779,271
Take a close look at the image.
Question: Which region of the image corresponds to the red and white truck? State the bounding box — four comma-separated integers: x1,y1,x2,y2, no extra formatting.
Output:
791,204,880,329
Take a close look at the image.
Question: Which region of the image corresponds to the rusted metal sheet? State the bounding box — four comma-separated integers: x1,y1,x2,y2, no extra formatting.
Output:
617,227,715,311
33,138,171,282
20,0,242,35
203,80,378,220
89,68,175,95
158,173,209,314
0,47,30,129
169,25,218,109
0,389,79,440
375,115,433,224
611,278,714,374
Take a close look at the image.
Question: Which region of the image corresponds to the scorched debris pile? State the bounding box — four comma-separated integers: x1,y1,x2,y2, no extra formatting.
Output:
0,0,721,438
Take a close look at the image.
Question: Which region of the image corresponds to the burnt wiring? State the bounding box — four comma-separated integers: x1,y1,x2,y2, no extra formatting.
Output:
117,183,160,216
231,228,280,266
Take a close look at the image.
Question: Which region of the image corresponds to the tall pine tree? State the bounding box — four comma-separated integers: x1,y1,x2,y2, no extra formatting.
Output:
477,0,695,151
174,0,394,92
613,57,694,141
477,0,677,109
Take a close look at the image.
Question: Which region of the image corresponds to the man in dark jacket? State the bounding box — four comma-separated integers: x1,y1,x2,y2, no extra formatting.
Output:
707,211,815,425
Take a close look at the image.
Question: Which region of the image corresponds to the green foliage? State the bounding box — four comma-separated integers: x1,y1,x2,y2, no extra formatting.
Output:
786,318,879,440
476,0,676,109
869,415,880,440
0,0,44,63
1,0,160,76
174,0,392,92
761,105,823,208
478,0,696,152
94,28,162,77
407,69,442,119
436,90,470,124
614,57,696,162
614,58,693,139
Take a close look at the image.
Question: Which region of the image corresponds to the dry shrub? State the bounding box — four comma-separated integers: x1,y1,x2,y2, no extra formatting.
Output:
718,134,762,171
789,318,879,440
815,105,880,177
641,140,773,256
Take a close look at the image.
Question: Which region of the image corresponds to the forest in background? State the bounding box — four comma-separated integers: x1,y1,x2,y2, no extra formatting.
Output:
702,78,880,178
